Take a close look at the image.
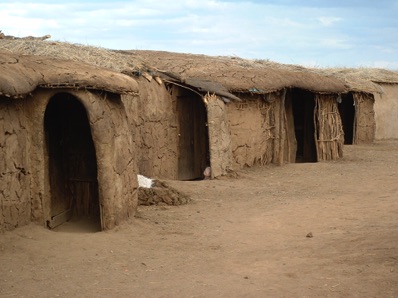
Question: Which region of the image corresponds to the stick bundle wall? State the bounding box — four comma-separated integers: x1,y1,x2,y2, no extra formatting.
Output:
315,94,344,160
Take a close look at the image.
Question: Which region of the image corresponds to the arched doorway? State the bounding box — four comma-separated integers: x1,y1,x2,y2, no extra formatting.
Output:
44,93,101,231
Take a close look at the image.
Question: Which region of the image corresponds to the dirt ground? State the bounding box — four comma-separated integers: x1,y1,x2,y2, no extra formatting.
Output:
1,141,398,298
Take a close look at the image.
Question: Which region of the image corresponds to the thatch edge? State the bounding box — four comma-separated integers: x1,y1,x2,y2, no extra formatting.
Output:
0,51,139,98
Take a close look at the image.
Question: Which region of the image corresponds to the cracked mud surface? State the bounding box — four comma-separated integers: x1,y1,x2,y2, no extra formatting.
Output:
1,141,398,297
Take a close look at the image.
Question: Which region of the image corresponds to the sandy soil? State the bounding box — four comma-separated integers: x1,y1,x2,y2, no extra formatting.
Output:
1,141,398,298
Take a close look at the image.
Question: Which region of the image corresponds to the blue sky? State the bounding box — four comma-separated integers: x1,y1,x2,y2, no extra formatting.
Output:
1,0,397,69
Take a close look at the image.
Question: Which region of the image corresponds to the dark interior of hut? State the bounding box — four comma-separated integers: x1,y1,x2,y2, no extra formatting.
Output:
44,93,101,231
290,89,317,163
338,93,355,145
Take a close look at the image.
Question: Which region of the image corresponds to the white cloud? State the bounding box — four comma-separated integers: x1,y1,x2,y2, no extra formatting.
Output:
267,17,305,28
372,45,396,54
364,60,398,69
317,16,342,26
0,0,397,68
320,38,352,49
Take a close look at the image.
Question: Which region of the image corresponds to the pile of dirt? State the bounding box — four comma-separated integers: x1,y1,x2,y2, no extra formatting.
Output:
138,180,191,206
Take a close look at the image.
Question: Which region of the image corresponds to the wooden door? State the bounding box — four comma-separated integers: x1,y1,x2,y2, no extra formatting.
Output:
177,94,209,180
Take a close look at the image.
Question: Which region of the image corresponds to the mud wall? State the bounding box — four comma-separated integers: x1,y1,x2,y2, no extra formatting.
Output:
123,79,179,179
272,90,292,165
1,88,138,232
205,94,233,177
226,94,277,168
83,91,138,229
353,93,376,144
0,98,31,231
373,84,398,140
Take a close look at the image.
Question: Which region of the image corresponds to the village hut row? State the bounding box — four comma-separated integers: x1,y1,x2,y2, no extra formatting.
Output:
120,50,385,179
312,67,398,141
0,39,397,232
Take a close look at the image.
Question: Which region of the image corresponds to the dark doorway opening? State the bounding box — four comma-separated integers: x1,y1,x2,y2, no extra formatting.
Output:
291,89,317,163
338,93,355,144
44,93,101,231
177,92,210,180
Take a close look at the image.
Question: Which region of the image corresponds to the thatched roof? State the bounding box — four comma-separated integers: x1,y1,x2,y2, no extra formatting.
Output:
309,67,398,94
1,38,397,99
0,39,146,73
0,40,347,100
0,50,138,99
120,50,348,97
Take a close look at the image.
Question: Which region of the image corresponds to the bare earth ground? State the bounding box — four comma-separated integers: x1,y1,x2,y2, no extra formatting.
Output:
1,141,398,298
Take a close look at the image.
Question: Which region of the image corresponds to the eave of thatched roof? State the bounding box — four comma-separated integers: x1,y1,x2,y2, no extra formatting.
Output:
310,67,398,94
0,51,138,98
121,50,348,97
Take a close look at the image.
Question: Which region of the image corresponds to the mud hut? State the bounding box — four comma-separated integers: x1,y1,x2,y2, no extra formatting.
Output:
119,50,348,178
0,38,181,180
0,39,349,181
4,39,394,183
312,67,398,144
315,69,379,145
330,68,398,142
0,51,139,232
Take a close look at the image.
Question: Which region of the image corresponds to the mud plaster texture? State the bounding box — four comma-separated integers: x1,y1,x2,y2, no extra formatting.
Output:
0,98,31,231
226,93,282,168
374,83,398,140
354,93,376,144
205,94,233,178
0,88,138,232
123,79,179,180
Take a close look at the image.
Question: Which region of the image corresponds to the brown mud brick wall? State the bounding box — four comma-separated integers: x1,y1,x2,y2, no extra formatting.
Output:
373,84,398,140
123,79,179,180
353,93,376,144
226,96,275,168
0,98,31,231
205,94,233,178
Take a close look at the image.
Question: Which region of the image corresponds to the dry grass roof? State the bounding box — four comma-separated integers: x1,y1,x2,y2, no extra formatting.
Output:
121,50,347,95
123,50,398,95
1,38,397,97
310,67,398,93
0,39,146,73
0,49,138,98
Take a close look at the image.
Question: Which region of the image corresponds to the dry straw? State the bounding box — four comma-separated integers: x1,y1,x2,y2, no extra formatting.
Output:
0,39,145,73
1,38,398,94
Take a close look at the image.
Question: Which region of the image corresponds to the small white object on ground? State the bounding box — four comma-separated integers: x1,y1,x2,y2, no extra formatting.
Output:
203,167,211,180
137,174,153,188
